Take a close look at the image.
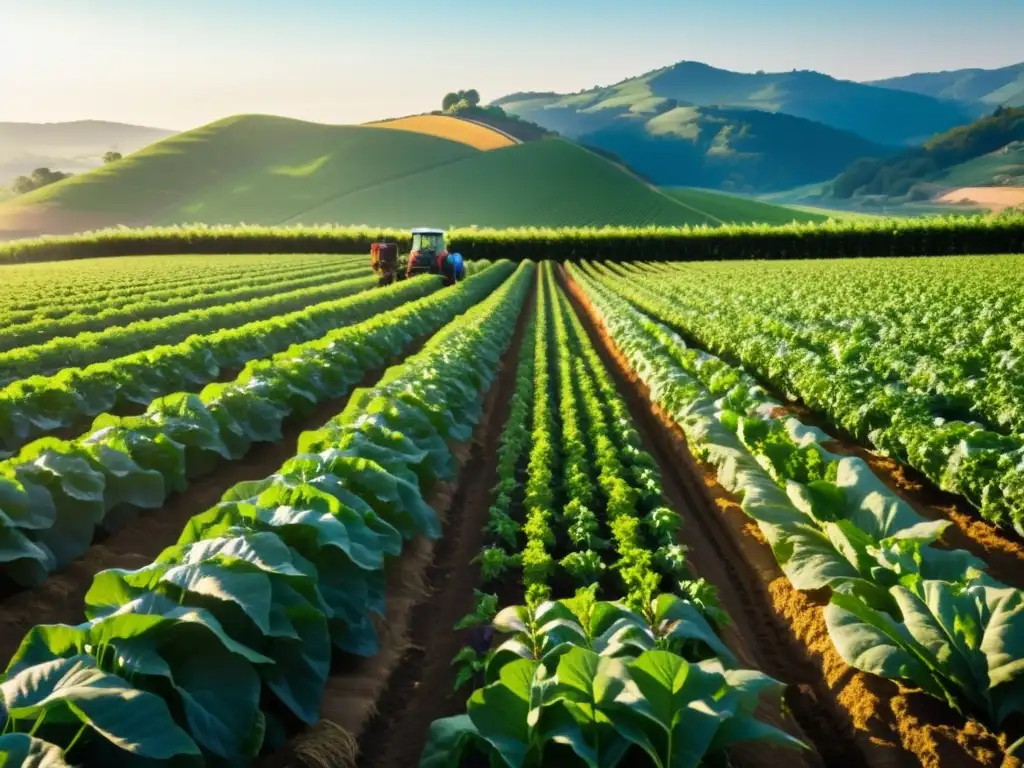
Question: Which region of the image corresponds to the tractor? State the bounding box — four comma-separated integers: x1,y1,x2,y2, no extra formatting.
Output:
370,228,465,287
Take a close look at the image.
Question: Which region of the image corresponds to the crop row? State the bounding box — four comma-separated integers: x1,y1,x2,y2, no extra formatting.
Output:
569,262,1024,754
0,264,509,587
1,254,361,322
601,259,1024,536
629,257,1024,434
1,213,1022,265
0,275,441,458
0,263,373,352
0,260,534,765
421,264,805,766
0,273,382,385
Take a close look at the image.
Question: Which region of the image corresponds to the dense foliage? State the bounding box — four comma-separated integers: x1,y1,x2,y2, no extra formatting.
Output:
0,214,1022,266
603,257,1024,534
0,261,534,764
423,264,805,766
568,262,1024,753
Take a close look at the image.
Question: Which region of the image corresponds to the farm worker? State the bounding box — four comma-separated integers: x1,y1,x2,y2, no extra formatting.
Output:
446,252,465,283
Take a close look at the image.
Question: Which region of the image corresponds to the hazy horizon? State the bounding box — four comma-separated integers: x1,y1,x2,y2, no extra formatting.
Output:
3,0,1022,131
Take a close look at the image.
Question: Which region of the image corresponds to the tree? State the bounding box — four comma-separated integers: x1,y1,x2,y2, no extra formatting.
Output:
8,167,71,197
10,176,35,195
103,151,123,164
442,89,482,113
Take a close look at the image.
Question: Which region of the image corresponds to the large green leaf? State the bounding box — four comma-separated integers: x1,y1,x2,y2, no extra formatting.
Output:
1,656,200,760
0,733,71,767
116,632,263,760
613,651,728,768
466,658,540,767
542,648,634,767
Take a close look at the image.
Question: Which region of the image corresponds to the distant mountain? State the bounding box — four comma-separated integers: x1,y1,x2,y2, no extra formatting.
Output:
495,61,976,147
869,62,1024,109
827,106,1024,200
571,106,888,192
0,120,174,181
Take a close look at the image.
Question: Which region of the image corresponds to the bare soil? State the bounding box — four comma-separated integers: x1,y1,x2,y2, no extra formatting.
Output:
559,266,1022,768
936,186,1024,211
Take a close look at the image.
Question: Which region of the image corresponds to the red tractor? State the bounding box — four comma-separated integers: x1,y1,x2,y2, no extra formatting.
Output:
370,228,465,286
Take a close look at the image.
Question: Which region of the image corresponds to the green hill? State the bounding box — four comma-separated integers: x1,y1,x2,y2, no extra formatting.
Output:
561,105,888,192
662,188,828,225
0,120,174,181
280,139,719,228
7,115,479,225
936,141,1024,187
869,62,1024,109
0,114,813,234
495,60,975,147
828,106,1024,199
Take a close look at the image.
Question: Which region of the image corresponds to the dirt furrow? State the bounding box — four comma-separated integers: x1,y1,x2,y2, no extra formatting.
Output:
259,282,535,768
560,266,1020,768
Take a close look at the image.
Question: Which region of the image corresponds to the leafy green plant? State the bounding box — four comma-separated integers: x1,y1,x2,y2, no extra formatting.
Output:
0,264,512,586
0,262,537,764
422,594,806,767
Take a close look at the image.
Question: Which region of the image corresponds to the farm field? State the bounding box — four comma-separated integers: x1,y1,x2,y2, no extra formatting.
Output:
3,250,1024,768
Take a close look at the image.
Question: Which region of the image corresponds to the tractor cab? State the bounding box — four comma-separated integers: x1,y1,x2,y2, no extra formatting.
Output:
407,228,447,277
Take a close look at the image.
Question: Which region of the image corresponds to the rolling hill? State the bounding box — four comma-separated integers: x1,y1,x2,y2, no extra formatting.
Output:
495,60,975,147
0,113,823,236
0,120,175,181
827,106,1024,200
0,113,821,236
562,105,888,192
869,61,1024,109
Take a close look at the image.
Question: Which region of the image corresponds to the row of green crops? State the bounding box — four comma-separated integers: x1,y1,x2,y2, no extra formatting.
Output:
0,264,509,587
0,274,382,386
0,213,1022,265
0,262,372,353
0,261,535,765
0,275,443,458
420,264,807,767
569,263,1024,754
599,258,1024,536
1,254,361,323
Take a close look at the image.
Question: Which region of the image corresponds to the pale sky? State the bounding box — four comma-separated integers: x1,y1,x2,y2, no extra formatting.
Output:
2,0,1022,131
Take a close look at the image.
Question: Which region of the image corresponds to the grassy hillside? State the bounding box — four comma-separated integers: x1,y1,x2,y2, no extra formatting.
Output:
936,141,1024,186
828,106,1024,200
2,115,777,233
662,188,828,225
869,62,1024,109
0,120,174,180
280,139,717,228
562,105,888,192
2,115,478,229
496,60,974,147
